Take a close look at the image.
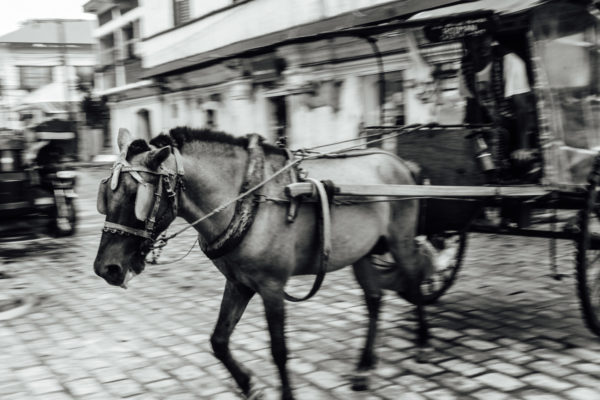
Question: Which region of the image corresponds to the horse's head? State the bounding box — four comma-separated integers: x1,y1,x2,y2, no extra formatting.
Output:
94,128,183,288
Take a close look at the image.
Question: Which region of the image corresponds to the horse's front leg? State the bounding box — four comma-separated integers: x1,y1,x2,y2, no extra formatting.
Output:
261,287,294,400
350,256,382,391
211,280,261,399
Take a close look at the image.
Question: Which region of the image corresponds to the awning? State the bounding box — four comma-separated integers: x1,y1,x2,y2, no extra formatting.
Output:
409,0,546,22
13,82,84,114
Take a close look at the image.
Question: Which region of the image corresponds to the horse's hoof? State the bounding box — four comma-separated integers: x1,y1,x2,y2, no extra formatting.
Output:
350,371,370,391
416,346,435,363
242,387,264,400
242,377,264,400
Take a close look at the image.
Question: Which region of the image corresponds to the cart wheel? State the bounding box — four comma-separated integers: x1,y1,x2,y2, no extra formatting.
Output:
420,231,468,304
576,161,600,337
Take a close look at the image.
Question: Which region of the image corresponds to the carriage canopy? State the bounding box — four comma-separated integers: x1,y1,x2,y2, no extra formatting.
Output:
409,0,600,186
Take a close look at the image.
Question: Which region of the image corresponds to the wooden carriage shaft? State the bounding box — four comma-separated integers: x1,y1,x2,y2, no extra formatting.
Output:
285,183,552,199
285,182,600,247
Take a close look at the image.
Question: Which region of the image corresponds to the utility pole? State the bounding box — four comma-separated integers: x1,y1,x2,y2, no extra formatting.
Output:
56,20,73,121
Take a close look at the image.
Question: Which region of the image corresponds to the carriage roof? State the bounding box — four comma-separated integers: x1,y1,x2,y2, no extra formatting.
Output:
408,0,546,22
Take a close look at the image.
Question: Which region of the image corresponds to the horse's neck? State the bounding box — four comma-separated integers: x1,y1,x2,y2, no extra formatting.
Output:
177,142,249,240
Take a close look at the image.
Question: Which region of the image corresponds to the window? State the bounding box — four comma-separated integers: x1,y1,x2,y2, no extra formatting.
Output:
122,21,140,59
18,66,53,91
173,0,191,26
98,10,112,26
362,71,404,126
99,34,116,66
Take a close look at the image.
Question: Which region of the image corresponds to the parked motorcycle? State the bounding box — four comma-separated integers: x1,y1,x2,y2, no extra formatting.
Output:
0,130,77,241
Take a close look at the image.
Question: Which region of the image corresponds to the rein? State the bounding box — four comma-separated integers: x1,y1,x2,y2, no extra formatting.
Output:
154,123,430,249
99,124,429,302
152,124,428,302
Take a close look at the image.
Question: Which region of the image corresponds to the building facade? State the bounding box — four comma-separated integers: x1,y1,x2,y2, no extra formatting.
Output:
0,19,96,130
84,0,466,150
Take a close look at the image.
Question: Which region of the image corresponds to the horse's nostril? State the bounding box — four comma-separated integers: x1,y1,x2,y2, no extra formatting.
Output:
104,264,123,284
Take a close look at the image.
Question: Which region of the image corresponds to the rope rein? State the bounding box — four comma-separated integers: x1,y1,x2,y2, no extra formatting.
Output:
152,123,430,249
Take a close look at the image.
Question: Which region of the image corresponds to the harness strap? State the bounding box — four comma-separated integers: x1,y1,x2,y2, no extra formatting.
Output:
200,134,265,259
102,147,184,241
103,221,153,239
145,177,164,234
284,178,331,302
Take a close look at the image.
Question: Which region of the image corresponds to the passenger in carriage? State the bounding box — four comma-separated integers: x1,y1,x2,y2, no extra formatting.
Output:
459,33,541,182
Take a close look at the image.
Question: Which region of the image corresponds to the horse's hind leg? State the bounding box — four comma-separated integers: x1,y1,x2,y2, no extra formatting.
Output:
389,235,431,361
406,276,431,363
211,280,261,399
350,256,382,391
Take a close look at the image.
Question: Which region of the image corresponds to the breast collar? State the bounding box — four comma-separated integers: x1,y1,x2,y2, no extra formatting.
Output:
102,148,185,241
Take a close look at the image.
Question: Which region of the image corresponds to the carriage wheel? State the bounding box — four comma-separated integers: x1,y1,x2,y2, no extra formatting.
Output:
420,231,468,305
576,166,600,337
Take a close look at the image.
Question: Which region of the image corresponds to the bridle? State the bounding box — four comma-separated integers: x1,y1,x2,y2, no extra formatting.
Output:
99,147,184,242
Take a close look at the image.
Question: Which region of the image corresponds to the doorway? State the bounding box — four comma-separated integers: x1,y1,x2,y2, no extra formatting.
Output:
269,96,288,145
136,109,151,141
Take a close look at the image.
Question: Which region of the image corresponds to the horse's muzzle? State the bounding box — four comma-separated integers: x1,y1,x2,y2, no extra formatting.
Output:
95,263,125,286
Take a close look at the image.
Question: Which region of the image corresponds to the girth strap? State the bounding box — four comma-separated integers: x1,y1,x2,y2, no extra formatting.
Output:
284,178,332,302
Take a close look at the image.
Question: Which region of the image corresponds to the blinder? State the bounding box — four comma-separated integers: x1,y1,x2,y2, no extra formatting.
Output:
98,177,156,222
134,182,156,222
98,147,184,241
97,178,109,215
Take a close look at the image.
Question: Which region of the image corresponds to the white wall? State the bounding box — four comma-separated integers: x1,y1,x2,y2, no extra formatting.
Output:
109,97,163,150
141,0,398,69
103,1,467,151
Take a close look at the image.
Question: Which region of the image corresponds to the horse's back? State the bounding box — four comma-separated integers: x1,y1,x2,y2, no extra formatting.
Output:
303,149,416,186
288,149,419,270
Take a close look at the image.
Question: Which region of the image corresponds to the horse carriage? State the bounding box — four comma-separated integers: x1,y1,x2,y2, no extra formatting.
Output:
350,0,600,338
93,1,600,399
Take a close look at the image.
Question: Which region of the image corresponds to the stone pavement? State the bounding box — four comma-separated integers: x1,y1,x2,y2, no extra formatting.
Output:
1,168,600,400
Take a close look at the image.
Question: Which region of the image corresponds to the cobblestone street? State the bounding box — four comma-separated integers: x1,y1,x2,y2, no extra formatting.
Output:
1,167,600,400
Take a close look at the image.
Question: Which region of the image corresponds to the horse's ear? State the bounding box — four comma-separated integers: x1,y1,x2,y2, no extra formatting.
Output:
146,146,171,170
117,128,133,155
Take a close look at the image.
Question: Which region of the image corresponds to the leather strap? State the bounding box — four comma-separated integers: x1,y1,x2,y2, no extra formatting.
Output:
200,134,265,259
145,177,164,234
284,178,331,302
103,221,153,239
101,146,184,241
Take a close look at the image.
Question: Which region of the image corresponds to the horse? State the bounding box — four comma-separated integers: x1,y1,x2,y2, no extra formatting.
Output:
93,126,436,400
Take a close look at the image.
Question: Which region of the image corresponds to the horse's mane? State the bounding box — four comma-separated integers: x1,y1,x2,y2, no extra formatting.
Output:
152,126,285,155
